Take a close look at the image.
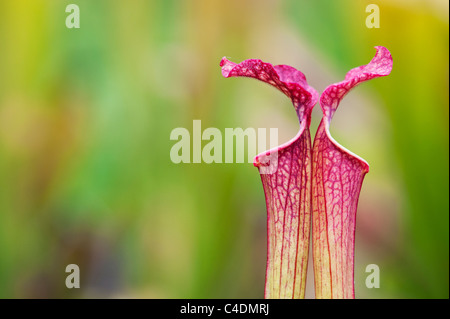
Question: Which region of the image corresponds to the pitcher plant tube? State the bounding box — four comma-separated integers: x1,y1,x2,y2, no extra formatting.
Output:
220,46,393,299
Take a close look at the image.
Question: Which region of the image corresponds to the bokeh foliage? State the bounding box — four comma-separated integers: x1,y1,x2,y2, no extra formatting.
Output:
0,0,447,298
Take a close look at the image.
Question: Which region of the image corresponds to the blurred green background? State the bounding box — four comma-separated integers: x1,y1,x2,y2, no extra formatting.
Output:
0,0,447,298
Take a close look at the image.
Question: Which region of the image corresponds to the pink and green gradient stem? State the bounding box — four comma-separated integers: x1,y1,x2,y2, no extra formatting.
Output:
312,46,393,298
221,57,318,298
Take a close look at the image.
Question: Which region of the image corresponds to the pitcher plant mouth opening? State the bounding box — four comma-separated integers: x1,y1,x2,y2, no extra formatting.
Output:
220,46,393,299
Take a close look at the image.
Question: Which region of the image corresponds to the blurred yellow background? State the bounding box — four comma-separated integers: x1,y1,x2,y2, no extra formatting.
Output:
0,0,448,298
